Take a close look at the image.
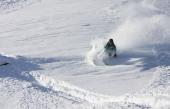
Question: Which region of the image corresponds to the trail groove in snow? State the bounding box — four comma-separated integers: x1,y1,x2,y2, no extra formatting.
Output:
0,47,169,108
28,67,170,108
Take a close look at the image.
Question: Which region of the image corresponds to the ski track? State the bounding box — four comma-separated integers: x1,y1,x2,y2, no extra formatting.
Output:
0,72,151,109
0,54,169,109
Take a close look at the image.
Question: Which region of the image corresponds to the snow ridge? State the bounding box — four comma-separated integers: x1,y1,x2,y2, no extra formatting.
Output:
0,51,169,108
29,67,170,109
29,71,120,104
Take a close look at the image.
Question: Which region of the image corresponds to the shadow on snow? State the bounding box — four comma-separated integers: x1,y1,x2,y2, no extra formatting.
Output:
0,55,81,81
103,44,170,71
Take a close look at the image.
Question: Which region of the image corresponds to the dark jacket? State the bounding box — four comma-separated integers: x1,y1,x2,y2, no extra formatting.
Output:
105,39,116,51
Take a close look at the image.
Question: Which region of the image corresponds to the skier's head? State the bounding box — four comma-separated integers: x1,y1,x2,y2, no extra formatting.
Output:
109,38,114,43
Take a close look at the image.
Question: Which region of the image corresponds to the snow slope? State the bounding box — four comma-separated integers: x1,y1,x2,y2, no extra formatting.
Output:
0,0,41,13
0,0,170,108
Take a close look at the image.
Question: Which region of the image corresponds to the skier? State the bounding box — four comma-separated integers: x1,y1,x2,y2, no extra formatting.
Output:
104,38,117,57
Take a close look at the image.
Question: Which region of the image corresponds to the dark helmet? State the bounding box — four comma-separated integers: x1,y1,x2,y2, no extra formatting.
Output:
109,38,114,43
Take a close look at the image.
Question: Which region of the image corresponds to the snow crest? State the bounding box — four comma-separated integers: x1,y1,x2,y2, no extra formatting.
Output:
29,71,120,104
28,68,170,108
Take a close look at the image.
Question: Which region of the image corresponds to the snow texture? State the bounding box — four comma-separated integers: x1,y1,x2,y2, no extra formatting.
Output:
0,0,170,109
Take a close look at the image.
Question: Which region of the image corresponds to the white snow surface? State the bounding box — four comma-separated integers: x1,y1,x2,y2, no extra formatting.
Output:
0,0,170,108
